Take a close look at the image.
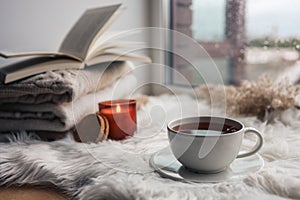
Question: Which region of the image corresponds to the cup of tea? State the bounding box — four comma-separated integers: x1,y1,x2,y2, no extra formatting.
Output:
167,116,263,173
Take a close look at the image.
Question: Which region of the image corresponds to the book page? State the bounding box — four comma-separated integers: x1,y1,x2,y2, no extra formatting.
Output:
89,29,142,55
86,7,125,58
86,42,145,60
59,4,121,60
86,52,151,66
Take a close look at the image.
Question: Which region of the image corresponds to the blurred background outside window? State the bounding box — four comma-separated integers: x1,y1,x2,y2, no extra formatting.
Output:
171,0,300,86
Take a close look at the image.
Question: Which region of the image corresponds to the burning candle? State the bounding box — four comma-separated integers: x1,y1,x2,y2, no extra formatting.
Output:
98,99,136,140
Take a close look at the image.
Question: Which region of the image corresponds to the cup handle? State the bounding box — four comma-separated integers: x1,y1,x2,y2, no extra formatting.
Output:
237,127,263,158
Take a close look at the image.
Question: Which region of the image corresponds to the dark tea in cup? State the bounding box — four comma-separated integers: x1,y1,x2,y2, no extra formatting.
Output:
172,122,239,135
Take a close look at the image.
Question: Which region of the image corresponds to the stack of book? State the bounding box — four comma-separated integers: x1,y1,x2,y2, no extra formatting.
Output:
0,4,150,140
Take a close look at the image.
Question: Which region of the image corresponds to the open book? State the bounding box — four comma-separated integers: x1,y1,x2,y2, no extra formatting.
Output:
0,4,151,84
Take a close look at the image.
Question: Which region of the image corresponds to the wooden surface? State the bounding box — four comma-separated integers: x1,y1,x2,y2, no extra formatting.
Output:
0,187,68,200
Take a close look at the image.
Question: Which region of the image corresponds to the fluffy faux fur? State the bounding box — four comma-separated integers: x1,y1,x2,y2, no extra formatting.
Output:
0,95,300,200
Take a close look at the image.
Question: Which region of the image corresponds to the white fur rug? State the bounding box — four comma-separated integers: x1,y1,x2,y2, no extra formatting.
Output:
1,94,300,200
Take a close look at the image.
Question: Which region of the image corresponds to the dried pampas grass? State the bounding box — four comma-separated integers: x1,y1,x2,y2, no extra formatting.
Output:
195,76,300,121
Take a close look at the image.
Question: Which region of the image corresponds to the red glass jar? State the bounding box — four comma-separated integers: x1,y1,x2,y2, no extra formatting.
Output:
98,99,136,140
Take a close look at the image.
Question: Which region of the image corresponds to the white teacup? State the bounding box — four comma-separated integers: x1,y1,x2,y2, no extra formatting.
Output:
167,116,263,173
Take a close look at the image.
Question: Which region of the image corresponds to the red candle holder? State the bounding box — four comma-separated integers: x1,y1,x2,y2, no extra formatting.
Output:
98,99,137,140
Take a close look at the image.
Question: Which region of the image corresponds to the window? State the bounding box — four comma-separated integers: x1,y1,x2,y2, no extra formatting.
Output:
170,0,300,86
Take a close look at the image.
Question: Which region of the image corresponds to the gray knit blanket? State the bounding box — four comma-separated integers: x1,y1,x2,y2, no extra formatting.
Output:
0,61,133,104
1,95,300,200
0,74,136,132
0,61,135,132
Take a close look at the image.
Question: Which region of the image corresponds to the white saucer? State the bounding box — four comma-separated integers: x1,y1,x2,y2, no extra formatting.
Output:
150,147,264,183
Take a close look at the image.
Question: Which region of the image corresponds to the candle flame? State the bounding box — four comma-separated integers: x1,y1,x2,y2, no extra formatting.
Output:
116,104,121,113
